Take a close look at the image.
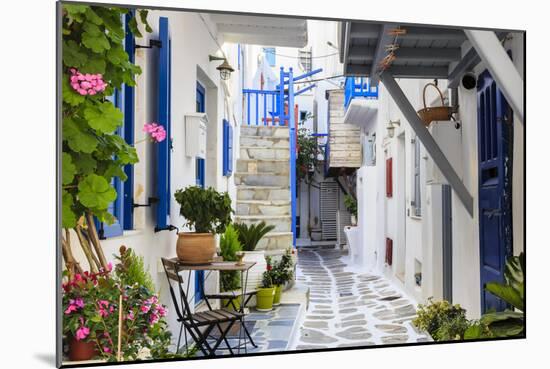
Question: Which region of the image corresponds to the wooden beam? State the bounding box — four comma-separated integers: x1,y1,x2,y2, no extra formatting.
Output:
379,71,474,216
465,30,523,123
345,64,372,76
387,65,449,79
349,46,461,63
401,26,466,41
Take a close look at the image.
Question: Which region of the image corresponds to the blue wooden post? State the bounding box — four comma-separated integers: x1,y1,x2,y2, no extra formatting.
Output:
278,67,285,127
288,67,297,247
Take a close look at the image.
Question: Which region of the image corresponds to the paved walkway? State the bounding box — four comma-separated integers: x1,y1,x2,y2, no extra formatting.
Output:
290,248,430,350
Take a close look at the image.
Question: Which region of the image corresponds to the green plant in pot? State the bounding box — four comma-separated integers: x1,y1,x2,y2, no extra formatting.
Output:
219,225,242,310
174,186,233,264
256,261,275,311
344,194,358,225
271,249,294,305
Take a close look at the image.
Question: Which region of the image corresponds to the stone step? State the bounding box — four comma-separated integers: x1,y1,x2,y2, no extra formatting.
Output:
233,215,291,233
237,185,290,201
236,200,291,216
240,135,289,148
236,159,289,174
240,146,290,160
257,232,294,251
234,172,289,187
240,125,289,138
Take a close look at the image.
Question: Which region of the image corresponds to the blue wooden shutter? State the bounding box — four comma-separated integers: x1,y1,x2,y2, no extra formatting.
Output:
122,12,135,230
98,90,124,239
222,119,233,176
156,17,171,231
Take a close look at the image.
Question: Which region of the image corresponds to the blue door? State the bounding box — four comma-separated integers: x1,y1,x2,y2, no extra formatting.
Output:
477,70,513,313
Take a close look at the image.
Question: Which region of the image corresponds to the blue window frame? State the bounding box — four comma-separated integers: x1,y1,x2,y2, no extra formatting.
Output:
222,119,233,176
196,82,205,113
155,17,172,232
195,156,206,303
263,47,276,67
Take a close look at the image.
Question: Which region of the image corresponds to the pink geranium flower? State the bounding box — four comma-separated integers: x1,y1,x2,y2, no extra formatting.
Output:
143,123,167,143
75,326,90,341
68,68,107,96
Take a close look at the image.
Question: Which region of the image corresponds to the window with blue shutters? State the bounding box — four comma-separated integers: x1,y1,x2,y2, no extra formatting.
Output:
155,17,172,232
96,14,136,238
222,119,233,176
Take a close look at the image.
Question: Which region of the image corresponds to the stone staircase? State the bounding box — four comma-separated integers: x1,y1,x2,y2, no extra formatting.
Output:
235,126,293,253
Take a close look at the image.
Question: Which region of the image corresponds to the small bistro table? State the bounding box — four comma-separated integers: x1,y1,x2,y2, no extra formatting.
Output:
165,258,257,356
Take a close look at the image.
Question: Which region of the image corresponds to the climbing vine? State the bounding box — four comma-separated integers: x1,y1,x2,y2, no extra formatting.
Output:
61,4,150,276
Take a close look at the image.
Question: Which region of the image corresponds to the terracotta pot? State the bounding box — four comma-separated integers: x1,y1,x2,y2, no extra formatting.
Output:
176,232,216,264
68,336,98,361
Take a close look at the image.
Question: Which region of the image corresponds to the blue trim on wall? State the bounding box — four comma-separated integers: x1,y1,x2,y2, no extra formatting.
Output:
155,17,171,231
196,81,205,113
222,119,233,176
123,12,135,230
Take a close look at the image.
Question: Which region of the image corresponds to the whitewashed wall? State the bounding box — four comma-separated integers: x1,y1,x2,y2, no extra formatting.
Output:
357,33,524,318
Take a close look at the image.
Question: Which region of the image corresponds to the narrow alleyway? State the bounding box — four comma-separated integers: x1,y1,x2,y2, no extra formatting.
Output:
290,248,430,349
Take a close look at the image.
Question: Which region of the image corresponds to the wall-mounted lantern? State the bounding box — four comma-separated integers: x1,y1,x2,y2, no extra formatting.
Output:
386,119,401,138
209,55,235,81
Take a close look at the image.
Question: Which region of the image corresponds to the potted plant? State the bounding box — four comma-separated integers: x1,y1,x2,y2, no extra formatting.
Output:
174,186,233,264
62,247,173,362
271,249,295,305
219,225,242,310
256,263,275,311
233,221,275,297
344,194,358,226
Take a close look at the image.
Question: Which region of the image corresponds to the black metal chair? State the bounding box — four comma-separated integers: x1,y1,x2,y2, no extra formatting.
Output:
161,258,243,356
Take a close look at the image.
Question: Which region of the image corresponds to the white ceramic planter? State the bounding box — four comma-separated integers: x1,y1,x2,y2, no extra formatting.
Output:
242,251,267,306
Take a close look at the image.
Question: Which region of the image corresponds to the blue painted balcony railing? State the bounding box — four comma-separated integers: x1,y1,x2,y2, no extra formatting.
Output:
344,77,378,109
242,89,280,126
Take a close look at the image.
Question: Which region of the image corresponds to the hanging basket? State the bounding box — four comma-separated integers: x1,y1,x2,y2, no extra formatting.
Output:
417,83,453,126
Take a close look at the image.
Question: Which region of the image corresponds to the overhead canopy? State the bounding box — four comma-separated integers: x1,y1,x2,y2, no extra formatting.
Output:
210,14,308,48
339,21,481,84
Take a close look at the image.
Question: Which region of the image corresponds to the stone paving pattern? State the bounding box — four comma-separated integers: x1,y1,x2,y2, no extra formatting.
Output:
290,248,430,350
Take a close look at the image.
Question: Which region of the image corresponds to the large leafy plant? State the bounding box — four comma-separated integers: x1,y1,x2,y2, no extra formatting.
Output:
174,186,233,234
271,248,295,286
234,221,275,251
61,4,150,276
465,253,525,339
219,225,242,292
413,298,470,341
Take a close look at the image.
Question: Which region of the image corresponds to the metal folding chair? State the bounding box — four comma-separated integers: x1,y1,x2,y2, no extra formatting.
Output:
161,258,243,356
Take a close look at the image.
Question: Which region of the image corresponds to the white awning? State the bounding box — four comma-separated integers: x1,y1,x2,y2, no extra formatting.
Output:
343,98,378,133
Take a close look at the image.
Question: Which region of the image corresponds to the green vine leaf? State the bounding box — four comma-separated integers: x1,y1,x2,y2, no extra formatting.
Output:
78,174,117,210
138,10,153,33
80,54,107,74
63,117,98,153
62,77,85,106
71,152,97,175
62,152,77,185
85,7,104,26
63,40,88,68
84,101,123,134
62,190,77,228
104,162,128,181
82,23,111,53
107,44,129,65
127,16,143,38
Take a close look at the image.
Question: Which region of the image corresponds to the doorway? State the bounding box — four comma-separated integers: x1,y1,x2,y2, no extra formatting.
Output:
477,70,513,313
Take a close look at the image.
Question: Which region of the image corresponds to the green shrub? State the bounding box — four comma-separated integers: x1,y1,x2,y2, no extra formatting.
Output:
114,246,155,292
344,194,357,217
174,186,233,234
271,248,294,286
234,221,275,251
219,225,242,292
413,298,470,341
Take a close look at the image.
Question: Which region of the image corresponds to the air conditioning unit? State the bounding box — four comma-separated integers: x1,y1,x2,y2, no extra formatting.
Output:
426,121,463,185
185,113,208,158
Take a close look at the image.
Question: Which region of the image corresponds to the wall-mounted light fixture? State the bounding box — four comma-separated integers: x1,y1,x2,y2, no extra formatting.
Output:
209,55,235,81
386,119,401,138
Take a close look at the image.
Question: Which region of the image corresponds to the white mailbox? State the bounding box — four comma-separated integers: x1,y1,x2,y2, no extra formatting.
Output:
185,113,208,158
426,121,463,185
